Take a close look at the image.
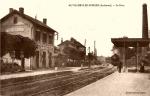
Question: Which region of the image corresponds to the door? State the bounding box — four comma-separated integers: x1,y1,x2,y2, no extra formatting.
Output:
42,52,46,68
35,51,39,68
49,52,52,67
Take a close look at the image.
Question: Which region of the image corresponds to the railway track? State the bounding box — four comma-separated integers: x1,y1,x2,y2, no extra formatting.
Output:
0,67,116,96
31,67,115,96
1,71,73,88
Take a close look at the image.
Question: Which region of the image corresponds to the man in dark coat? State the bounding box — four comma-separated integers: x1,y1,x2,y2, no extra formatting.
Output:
117,61,123,73
139,61,145,72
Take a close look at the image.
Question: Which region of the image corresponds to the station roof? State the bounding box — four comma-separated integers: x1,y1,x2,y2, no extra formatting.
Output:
111,38,150,47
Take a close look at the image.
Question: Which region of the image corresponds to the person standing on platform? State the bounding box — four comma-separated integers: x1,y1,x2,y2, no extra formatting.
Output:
140,61,145,72
117,61,123,73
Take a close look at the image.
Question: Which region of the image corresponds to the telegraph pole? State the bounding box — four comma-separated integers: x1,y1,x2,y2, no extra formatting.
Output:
83,39,86,67
94,40,97,64
88,46,91,68
84,39,86,47
94,40,96,56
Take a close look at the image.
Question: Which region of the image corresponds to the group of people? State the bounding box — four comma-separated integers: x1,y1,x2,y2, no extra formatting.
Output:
112,54,146,73
116,60,145,73
116,61,145,73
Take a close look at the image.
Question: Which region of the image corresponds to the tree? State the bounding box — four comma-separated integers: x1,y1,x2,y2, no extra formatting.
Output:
1,32,37,71
1,32,20,56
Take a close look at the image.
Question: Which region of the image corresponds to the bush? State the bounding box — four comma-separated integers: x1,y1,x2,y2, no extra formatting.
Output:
0,62,22,73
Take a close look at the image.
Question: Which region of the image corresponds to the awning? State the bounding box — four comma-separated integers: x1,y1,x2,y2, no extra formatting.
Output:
111,38,150,47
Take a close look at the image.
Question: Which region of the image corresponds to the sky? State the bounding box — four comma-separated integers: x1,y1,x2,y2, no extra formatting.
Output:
0,0,150,57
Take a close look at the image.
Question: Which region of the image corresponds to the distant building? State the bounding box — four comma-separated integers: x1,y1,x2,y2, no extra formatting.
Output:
0,7,57,69
58,38,86,61
97,56,106,63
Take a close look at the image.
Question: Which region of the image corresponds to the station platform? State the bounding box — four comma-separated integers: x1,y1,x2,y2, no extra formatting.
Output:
0,65,110,80
65,71,150,96
0,67,81,80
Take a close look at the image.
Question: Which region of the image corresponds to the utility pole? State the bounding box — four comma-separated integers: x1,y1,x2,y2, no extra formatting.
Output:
88,46,90,53
83,39,86,67
84,39,86,47
94,40,97,56
88,46,91,68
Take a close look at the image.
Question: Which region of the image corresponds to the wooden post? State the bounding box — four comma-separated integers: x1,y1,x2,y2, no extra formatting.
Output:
123,41,126,72
136,42,139,72
88,47,91,68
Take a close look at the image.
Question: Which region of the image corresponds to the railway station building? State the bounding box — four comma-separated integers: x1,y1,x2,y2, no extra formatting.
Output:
0,7,58,70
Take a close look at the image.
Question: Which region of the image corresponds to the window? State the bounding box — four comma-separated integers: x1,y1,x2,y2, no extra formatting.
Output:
13,17,18,24
49,35,53,44
43,33,47,43
35,31,40,41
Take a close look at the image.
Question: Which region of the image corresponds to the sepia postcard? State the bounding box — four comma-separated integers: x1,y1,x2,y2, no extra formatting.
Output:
0,0,150,96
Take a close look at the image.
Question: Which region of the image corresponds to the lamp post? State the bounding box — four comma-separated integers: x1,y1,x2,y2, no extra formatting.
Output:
88,47,91,68
136,42,139,72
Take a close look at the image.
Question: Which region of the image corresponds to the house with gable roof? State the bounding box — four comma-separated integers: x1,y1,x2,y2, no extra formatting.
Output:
57,38,86,66
0,7,58,70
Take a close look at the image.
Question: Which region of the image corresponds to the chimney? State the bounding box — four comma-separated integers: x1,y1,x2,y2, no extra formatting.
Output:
43,18,47,24
9,8,13,13
142,4,148,39
19,7,24,14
